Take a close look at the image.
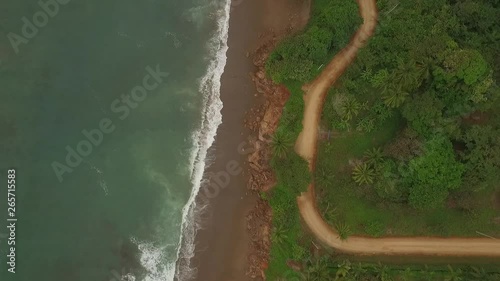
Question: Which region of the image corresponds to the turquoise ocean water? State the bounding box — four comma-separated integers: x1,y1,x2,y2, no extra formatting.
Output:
0,0,230,280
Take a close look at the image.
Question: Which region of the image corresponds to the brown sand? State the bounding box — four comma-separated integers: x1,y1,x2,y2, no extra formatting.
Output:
295,0,500,257
190,1,309,281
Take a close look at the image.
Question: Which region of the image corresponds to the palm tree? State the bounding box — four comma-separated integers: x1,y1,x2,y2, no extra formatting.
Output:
334,260,352,280
323,202,338,225
336,119,351,132
390,60,421,91
468,266,489,281
361,68,372,81
271,130,293,158
350,262,367,280
467,266,500,281
335,222,352,240
420,264,432,279
341,96,361,121
382,87,409,108
399,267,413,281
356,117,375,133
372,263,393,281
416,56,434,83
360,101,369,111
315,167,335,188
371,69,390,88
445,265,463,281
352,163,375,185
364,147,384,167
271,224,288,245
303,257,333,281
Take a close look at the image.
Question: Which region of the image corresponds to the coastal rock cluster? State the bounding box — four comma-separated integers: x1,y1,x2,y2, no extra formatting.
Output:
244,36,290,280
245,38,290,193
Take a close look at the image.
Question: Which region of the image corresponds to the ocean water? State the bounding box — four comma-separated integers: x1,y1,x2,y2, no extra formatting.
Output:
0,0,229,280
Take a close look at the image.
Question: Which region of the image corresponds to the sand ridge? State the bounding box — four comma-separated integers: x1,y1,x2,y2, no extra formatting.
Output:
294,0,500,257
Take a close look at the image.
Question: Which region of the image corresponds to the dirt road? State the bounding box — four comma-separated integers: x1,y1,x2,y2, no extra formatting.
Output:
294,0,500,257
298,187,500,256
294,0,377,167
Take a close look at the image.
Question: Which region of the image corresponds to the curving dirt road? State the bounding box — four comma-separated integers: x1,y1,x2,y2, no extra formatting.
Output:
294,0,500,257
298,186,500,256
294,0,378,167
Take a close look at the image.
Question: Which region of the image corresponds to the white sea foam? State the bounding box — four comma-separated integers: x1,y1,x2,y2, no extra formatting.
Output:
132,237,177,281
183,4,211,31
134,0,232,280
176,0,232,279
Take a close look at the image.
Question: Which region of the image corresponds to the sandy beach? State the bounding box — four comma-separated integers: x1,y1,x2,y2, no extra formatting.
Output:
188,0,309,280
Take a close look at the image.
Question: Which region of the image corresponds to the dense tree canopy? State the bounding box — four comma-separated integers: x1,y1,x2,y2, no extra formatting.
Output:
350,0,499,208
266,0,361,83
405,137,465,209
460,125,500,190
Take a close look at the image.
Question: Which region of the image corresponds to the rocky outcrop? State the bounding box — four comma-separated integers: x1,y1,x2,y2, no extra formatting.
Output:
244,35,290,280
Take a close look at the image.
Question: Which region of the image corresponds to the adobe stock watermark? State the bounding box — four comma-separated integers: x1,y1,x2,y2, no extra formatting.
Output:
7,0,72,54
51,65,169,182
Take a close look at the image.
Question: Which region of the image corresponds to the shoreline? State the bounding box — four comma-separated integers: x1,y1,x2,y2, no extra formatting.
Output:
173,0,233,280
188,0,310,280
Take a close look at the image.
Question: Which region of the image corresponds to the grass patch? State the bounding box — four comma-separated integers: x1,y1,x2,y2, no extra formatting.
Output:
316,104,499,237
265,84,311,280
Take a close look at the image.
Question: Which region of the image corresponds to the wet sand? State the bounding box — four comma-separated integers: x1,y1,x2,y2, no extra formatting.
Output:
189,0,309,280
188,1,262,280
